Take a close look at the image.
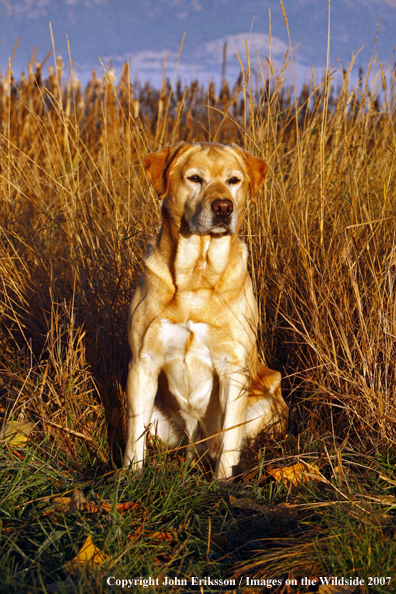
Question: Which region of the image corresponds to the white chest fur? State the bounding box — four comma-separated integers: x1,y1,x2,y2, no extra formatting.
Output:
159,319,215,416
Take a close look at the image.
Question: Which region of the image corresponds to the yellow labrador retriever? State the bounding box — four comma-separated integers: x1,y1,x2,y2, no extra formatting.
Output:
124,141,288,479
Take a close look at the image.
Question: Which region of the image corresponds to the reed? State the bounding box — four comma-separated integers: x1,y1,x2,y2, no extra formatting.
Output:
1,47,395,461
1,40,396,590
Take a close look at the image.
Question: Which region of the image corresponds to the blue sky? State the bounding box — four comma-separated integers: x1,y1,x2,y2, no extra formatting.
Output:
0,0,395,89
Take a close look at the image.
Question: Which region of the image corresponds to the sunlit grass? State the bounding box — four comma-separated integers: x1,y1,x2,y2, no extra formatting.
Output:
0,35,396,591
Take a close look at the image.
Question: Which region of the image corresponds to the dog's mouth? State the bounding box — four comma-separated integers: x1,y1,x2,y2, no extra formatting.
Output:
189,223,233,236
182,210,237,236
196,217,235,235
210,223,231,235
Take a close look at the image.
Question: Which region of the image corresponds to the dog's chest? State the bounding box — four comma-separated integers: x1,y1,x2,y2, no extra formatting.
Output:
159,319,219,414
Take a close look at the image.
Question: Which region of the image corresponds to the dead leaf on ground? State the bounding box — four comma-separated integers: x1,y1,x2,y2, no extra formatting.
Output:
49,490,87,513
1,421,33,447
229,495,268,513
266,461,324,487
100,501,139,514
70,489,87,510
49,491,139,515
153,553,173,564
318,584,356,594
63,534,108,574
242,468,258,483
148,530,176,542
128,527,177,543
11,450,25,460
229,495,299,518
2,525,12,534
52,497,73,512
269,502,300,518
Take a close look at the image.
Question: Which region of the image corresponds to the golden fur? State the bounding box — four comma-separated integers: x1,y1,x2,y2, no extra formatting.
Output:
124,141,288,479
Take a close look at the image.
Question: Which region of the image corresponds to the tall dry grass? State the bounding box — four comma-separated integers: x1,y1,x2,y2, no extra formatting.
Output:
0,45,395,469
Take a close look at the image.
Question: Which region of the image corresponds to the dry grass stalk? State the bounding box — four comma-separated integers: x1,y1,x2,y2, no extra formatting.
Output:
0,44,395,466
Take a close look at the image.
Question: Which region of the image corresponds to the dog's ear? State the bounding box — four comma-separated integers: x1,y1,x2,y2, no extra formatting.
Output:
231,144,267,204
143,141,188,199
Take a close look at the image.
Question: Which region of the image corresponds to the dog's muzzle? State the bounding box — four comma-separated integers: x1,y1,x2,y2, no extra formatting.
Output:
188,198,237,235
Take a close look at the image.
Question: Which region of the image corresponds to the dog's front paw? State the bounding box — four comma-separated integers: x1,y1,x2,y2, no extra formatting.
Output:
215,446,246,483
215,457,239,482
123,450,144,476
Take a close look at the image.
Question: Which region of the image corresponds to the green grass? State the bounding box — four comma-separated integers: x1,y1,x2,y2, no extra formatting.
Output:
1,21,396,593
1,432,395,593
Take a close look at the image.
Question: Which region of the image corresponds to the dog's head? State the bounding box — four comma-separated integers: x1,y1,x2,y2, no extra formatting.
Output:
143,142,267,236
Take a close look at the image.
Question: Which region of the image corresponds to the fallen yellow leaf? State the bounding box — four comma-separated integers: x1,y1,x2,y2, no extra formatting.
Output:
148,530,176,542
49,492,140,516
100,501,139,514
51,490,88,513
1,421,33,447
267,461,323,487
53,497,73,509
42,496,74,517
63,534,108,573
128,527,177,543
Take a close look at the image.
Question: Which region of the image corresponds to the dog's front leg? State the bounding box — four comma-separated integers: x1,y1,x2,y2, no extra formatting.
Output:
124,357,159,473
215,370,249,480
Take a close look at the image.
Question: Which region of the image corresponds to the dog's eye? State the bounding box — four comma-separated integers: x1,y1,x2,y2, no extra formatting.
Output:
228,177,240,185
188,175,202,184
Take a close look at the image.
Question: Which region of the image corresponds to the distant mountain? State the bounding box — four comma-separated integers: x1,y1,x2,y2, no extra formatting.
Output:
0,0,394,88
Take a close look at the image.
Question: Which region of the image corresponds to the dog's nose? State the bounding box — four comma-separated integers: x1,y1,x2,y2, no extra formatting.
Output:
211,199,233,218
